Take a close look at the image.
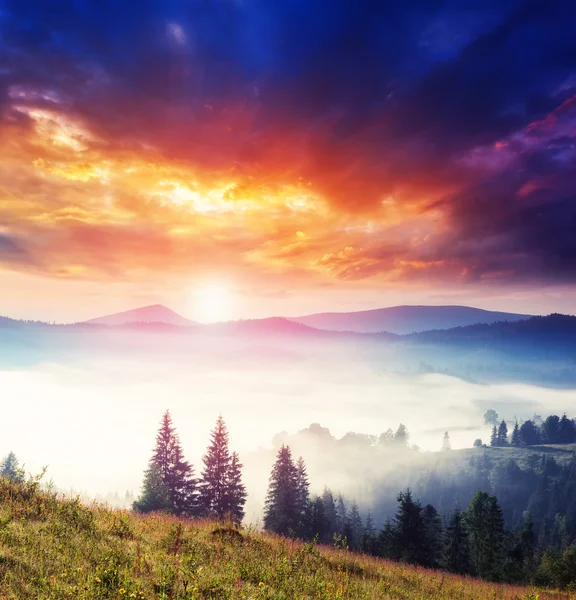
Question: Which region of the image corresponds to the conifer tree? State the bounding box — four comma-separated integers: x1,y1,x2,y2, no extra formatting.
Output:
345,501,364,550
511,422,521,446
465,491,506,580
361,510,377,554
497,420,509,446
133,461,171,513
135,410,197,516
377,518,397,559
490,425,498,447
443,510,472,574
394,423,410,446
0,452,23,483
263,445,299,536
422,503,444,567
393,489,430,565
222,451,247,524
442,431,451,451
308,495,331,542
199,416,232,519
336,494,347,536
295,456,311,536
321,488,338,536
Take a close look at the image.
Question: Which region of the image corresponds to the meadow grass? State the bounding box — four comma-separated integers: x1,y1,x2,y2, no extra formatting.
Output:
0,476,573,599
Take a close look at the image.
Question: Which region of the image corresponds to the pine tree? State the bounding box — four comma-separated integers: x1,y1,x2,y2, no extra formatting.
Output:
135,411,197,516
443,510,472,574
295,456,310,537
442,432,451,451
308,496,331,542
490,425,498,447
322,488,338,537
345,501,364,550
558,414,576,444
422,504,444,567
168,442,198,516
497,420,509,446
133,461,170,513
0,452,23,483
361,510,377,554
199,416,232,520
336,494,347,536
222,452,247,524
394,424,410,446
153,411,177,482
377,518,397,559
511,422,521,446
263,445,299,536
393,489,429,566
465,491,506,580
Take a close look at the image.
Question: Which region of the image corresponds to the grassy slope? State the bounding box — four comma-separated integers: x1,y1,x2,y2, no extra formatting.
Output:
0,478,573,600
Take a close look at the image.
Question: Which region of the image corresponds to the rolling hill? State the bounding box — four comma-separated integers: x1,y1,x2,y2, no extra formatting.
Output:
0,475,561,599
291,305,531,334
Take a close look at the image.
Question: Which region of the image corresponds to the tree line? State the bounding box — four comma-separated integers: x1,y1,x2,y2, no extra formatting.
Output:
480,410,576,447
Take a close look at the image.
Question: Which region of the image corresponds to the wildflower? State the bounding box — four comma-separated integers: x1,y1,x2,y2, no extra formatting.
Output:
193,588,198,593
77,567,83,573
259,582,265,587
61,573,67,578
119,589,126,595
130,595,136,599
95,577,101,583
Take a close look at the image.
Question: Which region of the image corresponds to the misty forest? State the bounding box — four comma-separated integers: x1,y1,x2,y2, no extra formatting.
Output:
6,405,576,589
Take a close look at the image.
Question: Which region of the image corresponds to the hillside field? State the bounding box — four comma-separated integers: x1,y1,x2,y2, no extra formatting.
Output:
0,476,573,600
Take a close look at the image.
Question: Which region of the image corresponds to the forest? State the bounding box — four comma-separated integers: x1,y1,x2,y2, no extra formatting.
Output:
3,409,576,589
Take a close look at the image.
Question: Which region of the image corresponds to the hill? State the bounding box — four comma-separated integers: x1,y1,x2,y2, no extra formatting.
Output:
0,476,558,600
83,304,194,327
291,305,531,334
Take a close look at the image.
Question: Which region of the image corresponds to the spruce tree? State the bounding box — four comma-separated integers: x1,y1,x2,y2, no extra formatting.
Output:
336,494,347,536
321,488,338,537
497,420,508,446
263,445,299,536
308,496,331,542
361,510,377,554
511,422,521,446
295,456,311,537
222,451,247,524
345,501,363,550
422,503,444,567
133,461,171,513
135,410,197,516
490,425,498,447
199,416,232,520
442,432,451,451
443,510,472,574
465,491,506,580
0,452,23,483
168,442,198,516
393,489,429,565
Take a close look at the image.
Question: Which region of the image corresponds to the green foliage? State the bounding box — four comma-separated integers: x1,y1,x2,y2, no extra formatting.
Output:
263,445,300,536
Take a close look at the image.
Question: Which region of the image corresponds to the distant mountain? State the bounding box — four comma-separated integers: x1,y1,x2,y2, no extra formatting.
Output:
290,305,531,334
205,317,334,337
83,304,194,327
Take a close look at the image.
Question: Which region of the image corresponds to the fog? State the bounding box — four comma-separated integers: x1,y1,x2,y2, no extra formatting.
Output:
3,350,576,520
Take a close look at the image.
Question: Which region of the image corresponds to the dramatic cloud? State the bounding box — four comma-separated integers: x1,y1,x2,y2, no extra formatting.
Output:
1,0,576,296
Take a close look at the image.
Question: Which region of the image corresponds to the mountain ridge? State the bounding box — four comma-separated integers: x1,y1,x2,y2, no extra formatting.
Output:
290,304,532,334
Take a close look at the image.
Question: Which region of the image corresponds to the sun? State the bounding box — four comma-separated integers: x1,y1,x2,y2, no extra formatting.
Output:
191,282,234,323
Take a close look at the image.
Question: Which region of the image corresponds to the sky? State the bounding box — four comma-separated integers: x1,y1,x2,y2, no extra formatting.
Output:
1,0,576,322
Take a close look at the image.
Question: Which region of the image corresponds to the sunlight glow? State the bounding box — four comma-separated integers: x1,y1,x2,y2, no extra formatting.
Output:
191,282,234,323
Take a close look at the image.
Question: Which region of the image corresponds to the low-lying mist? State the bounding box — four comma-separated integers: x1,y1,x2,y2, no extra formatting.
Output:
3,343,576,522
